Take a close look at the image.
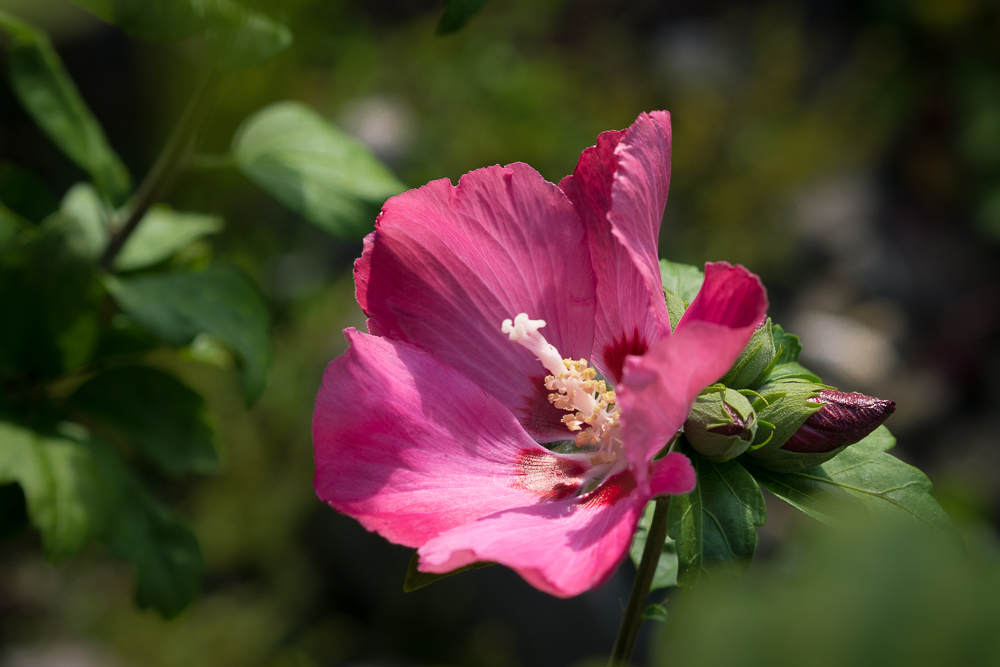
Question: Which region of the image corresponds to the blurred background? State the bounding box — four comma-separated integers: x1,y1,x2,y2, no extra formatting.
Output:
2,0,1000,665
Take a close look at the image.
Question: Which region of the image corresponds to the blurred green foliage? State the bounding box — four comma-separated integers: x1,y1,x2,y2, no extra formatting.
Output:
656,520,1000,667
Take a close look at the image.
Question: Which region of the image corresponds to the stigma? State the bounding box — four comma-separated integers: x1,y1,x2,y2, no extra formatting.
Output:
502,313,621,465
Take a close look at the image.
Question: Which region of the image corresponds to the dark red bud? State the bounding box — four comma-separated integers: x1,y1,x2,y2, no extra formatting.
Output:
708,402,752,440
780,389,896,454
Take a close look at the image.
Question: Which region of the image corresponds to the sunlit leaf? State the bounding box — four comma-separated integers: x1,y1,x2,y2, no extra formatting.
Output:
69,366,219,476
668,449,766,588
0,12,131,200
45,182,110,260
106,264,272,403
233,101,406,238
51,183,222,269
0,422,104,563
116,206,223,271
747,426,957,538
659,259,705,304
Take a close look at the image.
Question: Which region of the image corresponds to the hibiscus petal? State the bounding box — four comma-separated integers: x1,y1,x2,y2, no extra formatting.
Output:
648,452,697,496
314,329,595,548
617,262,768,483
356,163,596,442
418,471,647,598
559,112,674,383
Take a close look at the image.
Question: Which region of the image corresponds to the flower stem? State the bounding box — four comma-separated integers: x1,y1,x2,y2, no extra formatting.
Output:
99,67,220,270
609,495,671,667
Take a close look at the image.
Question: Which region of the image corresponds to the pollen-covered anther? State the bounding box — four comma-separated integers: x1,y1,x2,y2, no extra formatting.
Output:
502,312,623,462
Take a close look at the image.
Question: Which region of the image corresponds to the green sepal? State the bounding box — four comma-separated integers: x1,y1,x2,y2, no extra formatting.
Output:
721,318,777,389
771,324,802,365
403,551,494,592
684,385,757,462
742,377,828,469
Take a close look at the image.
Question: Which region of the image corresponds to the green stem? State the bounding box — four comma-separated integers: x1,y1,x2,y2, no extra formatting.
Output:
99,67,220,270
609,495,671,667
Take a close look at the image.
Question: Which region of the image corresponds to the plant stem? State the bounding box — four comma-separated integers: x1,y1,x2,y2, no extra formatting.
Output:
99,67,220,270
609,495,671,667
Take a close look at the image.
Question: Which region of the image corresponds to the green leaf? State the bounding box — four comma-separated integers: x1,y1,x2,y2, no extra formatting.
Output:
659,259,705,304
0,161,59,223
232,101,406,238
116,206,222,271
88,439,203,618
0,202,26,250
0,423,202,616
50,183,222,269
67,0,291,71
201,0,293,71
437,0,488,34
106,264,273,403
0,422,104,563
403,551,493,592
746,426,957,538
630,501,679,590
664,290,686,331
0,13,130,201
68,0,200,40
69,366,218,476
0,227,102,378
45,182,110,261
765,362,821,383
0,482,28,540
771,324,802,365
668,449,766,588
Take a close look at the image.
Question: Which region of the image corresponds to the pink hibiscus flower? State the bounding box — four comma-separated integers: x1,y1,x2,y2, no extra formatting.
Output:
313,111,768,597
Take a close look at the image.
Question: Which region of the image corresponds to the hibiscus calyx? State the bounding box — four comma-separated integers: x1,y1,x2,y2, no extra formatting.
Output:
684,384,758,462
502,312,621,465
720,318,778,390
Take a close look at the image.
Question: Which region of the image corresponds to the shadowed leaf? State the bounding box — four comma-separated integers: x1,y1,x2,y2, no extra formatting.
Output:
106,264,272,403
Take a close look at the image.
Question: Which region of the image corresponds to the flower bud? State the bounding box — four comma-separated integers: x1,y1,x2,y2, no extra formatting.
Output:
782,390,896,454
743,377,825,469
684,385,757,462
746,382,895,470
720,319,776,390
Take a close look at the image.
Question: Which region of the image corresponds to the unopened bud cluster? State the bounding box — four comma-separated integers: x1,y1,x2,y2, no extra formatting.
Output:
681,317,896,469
